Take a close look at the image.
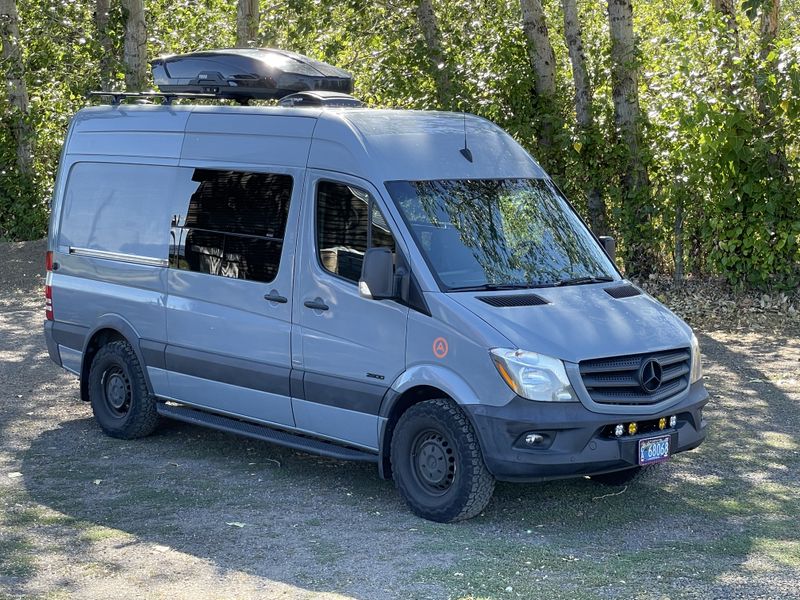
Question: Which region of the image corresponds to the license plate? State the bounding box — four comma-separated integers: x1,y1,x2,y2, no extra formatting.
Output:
638,435,670,465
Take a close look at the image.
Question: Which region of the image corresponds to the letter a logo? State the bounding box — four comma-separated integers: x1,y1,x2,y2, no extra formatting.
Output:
432,337,449,359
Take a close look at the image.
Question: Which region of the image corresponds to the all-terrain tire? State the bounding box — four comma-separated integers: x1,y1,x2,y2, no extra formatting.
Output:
88,340,159,439
590,466,645,486
390,398,495,522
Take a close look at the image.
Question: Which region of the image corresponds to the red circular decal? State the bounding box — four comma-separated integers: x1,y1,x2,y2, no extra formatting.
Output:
433,337,449,359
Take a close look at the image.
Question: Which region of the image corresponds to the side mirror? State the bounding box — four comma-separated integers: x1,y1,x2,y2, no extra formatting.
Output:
359,247,396,300
598,236,616,262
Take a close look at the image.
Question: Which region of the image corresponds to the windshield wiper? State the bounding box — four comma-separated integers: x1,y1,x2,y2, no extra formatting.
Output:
553,275,614,287
448,283,535,292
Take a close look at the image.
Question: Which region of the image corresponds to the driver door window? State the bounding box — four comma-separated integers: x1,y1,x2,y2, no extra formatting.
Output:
316,181,395,283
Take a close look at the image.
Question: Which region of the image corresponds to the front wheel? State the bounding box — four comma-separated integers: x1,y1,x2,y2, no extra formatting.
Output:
88,340,159,439
390,399,495,522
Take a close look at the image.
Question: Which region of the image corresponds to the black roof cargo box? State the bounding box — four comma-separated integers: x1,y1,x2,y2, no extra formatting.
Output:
151,49,354,103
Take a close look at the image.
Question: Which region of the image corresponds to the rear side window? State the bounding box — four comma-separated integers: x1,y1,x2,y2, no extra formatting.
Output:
170,170,293,283
316,181,395,283
59,162,183,259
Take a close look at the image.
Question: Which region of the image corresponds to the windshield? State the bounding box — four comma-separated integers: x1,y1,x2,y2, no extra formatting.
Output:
385,178,618,290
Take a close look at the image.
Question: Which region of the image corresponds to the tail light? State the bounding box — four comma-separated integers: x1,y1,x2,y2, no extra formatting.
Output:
45,251,54,321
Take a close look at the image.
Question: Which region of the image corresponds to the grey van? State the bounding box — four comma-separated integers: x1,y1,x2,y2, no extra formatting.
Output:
44,65,708,523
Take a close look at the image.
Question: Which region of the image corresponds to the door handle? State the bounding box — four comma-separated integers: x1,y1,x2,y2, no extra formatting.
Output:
304,298,329,311
264,291,288,304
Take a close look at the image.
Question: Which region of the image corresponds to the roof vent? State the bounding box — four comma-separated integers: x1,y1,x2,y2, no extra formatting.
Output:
150,48,354,104
478,294,549,308
278,91,364,108
604,284,642,299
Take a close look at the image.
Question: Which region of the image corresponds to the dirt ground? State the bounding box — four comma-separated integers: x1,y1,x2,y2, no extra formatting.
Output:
1,239,799,600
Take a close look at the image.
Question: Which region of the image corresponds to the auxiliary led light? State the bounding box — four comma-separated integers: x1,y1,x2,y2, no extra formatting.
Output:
628,422,638,436
669,415,677,428
658,417,667,430
614,424,624,437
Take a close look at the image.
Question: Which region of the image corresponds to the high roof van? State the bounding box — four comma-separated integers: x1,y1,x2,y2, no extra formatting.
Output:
44,81,708,522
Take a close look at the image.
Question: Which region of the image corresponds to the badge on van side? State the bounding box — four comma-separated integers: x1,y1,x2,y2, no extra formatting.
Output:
433,337,449,359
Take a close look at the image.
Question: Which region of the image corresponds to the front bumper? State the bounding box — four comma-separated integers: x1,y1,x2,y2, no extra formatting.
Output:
465,382,709,482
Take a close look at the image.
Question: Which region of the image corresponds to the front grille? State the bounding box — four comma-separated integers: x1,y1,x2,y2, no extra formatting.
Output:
579,348,691,406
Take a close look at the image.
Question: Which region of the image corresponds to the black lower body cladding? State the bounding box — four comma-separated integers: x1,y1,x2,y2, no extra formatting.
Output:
465,382,709,482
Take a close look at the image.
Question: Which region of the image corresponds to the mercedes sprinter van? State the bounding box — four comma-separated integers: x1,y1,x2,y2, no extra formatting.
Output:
44,52,708,522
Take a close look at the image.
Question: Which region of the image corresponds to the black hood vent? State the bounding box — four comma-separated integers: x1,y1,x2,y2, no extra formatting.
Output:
604,284,642,299
478,294,549,307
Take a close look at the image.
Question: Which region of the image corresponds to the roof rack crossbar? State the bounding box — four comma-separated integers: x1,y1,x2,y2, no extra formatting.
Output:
87,91,218,106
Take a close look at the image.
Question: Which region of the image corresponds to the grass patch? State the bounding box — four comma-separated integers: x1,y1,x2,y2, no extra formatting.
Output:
308,538,346,566
0,534,36,578
79,525,129,543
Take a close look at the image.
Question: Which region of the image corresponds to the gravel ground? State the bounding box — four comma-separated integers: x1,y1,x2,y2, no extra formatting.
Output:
1,239,799,600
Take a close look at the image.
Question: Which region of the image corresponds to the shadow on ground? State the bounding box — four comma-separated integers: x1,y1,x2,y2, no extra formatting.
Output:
3,298,798,598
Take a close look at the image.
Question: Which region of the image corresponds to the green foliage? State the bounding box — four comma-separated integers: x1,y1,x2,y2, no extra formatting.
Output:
1,0,798,288
642,2,800,288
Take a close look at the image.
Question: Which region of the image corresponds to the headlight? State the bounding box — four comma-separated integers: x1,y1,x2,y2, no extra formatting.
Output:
490,348,577,402
690,333,703,383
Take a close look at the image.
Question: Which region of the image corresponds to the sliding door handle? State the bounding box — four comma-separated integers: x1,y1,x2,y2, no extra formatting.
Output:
304,298,329,311
264,291,288,304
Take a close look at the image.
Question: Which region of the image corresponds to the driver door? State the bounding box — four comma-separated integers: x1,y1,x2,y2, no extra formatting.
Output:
291,171,409,449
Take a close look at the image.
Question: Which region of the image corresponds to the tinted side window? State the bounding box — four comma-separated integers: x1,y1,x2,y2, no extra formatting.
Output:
170,170,292,284
316,181,395,283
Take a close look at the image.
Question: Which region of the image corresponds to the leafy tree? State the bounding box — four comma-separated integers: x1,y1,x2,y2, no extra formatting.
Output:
0,0,797,288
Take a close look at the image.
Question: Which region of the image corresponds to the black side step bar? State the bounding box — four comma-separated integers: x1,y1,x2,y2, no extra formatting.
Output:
157,403,379,463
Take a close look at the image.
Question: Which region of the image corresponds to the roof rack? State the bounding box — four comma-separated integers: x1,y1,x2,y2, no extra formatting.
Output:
87,91,218,106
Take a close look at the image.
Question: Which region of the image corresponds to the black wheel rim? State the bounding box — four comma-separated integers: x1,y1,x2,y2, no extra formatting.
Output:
411,429,456,495
102,366,131,417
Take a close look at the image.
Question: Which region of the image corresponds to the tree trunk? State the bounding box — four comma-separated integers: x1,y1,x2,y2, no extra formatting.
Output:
520,0,558,151
607,0,652,275
673,195,684,284
416,0,451,107
95,0,114,91
759,0,780,67
121,0,147,91
757,0,786,172
712,0,738,46
0,0,33,177
561,0,606,234
236,0,259,48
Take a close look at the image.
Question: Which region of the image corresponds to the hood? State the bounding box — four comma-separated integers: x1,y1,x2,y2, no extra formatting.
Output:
448,282,692,364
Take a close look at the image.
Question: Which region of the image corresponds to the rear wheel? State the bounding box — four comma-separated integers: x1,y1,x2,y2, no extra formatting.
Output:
88,340,159,439
391,399,495,522
590,466,644,486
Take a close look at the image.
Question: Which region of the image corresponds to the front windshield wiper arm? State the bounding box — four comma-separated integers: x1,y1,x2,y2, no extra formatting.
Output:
553,276,615,287
448,283,535,292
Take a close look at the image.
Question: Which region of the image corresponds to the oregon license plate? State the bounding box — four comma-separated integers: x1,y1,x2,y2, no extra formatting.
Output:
638,435,670,465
